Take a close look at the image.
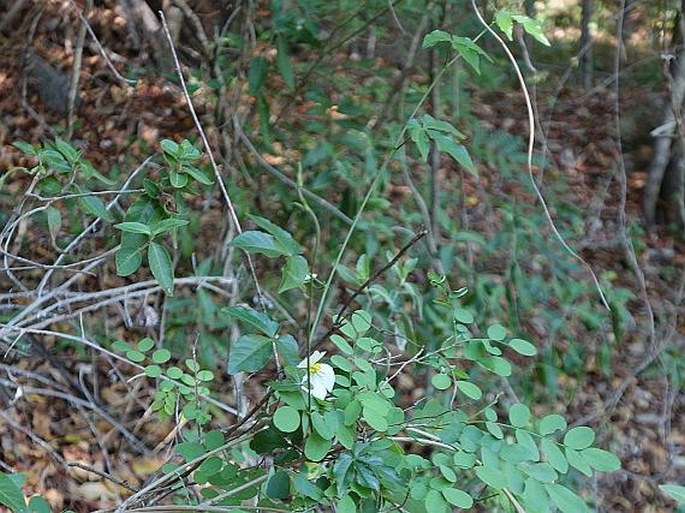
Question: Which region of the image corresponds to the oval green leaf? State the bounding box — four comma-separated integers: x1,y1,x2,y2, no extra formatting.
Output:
509,403,531,428
442,488,473,508
148,241,174,295
509,338,537,356
563,426,595,450
580,448,620,472
152,348,171,364
431,374,452,390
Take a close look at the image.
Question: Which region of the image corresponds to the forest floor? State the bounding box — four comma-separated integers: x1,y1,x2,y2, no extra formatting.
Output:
0,1,683,512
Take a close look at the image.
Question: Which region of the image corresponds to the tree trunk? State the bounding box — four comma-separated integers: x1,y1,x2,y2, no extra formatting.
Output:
580,0,593,90
644,3,685,228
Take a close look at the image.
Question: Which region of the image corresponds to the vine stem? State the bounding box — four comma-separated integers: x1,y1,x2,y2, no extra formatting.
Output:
470,0,610,310
159,11,281,378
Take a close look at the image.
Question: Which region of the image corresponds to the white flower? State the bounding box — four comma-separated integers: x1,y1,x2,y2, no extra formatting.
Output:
297,351,335,400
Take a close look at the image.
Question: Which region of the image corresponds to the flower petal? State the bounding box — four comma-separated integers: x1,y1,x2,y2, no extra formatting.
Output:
310,380,328,400
315,363,335,392
297,350,326,368
301,362,335,400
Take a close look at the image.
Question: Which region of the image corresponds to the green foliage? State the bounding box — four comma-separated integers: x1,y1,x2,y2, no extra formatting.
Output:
407,113,477,175
494,11,551,46
113,138,212,294
660,484,685,505
2,3,629,511
0,473,49,513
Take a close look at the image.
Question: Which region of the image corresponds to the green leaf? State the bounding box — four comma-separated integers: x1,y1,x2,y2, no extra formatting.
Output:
475,465,507,489
495,10,514,40
510,338,537,356
276,35,295,90
422,30,453,49
138,338,155,352
143,179,160,197
119,196,164,275
455,380,482,400
565,448,592,477
580,448,620,472
168,169,188,188
144,365,162,378
480,356,512,376
501,443,535,464
362,405,388,432
152,348,171,364
13,141,37,156
221,306,279,337
112,340,131,353
487,323,507,341
453,307,474,324
203,431,225,451
660,484,685,504
453,451,476,469
544,483,590,513
227,334,273,374
28,496,51,513
513,15,551,46
160,139,179,157
116,246,143,276
523,477,549,513
276,334,300,367
408,120,429,161
167,366,183,379
231,231,289,258
431,374,451,390
0,472,28,513
126,350,145,363
279,255,308,293
274,406,300,433
78,192,115,222
351,310,372,333
486,421,504,439
563,427,595,450
424,489,447,512
46,206,61,242
151,218,189,235
148,241,174,295
330,335,354,355
438,464,456,483
304,432,332,461
509,403,531,427
248,56,269,95
195,456,223,483
266,470,290,499
421,114,463,136
183,165,214,185
520,462,558,483
432,133,477,175
196,370,214,382
176,441,204,461
538,414,567,436
451,36,489,74
248,215,301,255
114,222,152,235
516,429,540,461
37,176,60,195
442,488,473,508
338,494,357,513
41,148,70,172
541,437,569,474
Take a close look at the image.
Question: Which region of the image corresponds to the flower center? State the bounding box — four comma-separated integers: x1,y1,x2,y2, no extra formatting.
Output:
309,363,322,374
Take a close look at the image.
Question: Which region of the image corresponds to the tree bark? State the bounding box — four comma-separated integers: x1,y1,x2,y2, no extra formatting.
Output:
580,0,593,90
644,3,685,228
